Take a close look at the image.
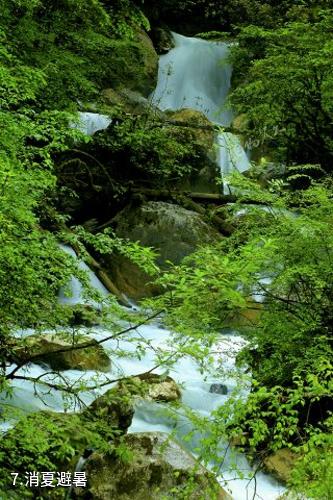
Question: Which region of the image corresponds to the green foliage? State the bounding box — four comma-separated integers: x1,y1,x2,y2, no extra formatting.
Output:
0,0,150,109
0,411,115,498
0,0,156,387
88,113,203,184
1,1,333,497
154,175,333,496
290,417,333,499
230,12,333,170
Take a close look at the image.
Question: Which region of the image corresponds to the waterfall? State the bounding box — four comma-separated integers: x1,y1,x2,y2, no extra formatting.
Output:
151,33,250,191
217,133,251,193
151,33,233,125
0,34,285,499
74,112,112,136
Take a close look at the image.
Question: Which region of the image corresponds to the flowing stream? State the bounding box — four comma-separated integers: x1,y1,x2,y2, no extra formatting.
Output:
0,33,285,500
1,246,285,498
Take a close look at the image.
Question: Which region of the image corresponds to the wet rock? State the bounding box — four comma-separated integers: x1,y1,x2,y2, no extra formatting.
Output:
150,27,175,54
12,332,110,372
102,201,222,300
112,201,221,266
74,432,232,499
167,108,215,152
118,373,181,403
101,88,164,118
209,383,228,395
264,449,299,483
231,113,249,135
166,108,219,193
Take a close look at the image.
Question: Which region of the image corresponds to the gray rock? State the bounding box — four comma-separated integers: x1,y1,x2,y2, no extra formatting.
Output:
118,373,181,403
209,383,228,395
74,432,232,499
101,88,165,118
102,201,222,300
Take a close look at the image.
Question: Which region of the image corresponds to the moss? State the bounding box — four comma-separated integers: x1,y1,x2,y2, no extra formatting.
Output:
0,411,114,499
12,332,111,372
108,29,158,97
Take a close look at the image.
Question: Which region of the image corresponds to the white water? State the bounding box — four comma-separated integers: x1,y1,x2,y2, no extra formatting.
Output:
74,112,112,136
151,33,233,125
151,32,250,190
1,247,285,499
58,244,109,306
0,34,283,499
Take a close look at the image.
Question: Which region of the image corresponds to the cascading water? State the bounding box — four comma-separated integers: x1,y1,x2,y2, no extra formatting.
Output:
1,246,285,499
0,34,285,500
58,244,109,306
74,112,112,136
151,33,250,191
151,33,233,125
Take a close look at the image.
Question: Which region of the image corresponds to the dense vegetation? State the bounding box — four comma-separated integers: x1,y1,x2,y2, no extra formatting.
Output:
0,0,332,498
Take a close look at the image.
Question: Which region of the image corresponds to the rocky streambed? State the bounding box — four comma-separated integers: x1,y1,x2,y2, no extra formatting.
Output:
0,29,290,500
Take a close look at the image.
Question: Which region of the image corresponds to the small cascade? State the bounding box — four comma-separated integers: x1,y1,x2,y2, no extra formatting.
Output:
151,32,250,191
58,244,109,306
217,133,251,193
74,112,112,136
151,33,233,125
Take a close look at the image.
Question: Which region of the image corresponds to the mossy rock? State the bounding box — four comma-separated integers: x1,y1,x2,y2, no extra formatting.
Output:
101,88,164,118
0,411,114,499
117,373,181,403
166,108,215,152
231,113,249,135
109,29,158,97
12,332,110,372
73,432,232,499
83,387,135,434
166,108,219,193
264,449,299,483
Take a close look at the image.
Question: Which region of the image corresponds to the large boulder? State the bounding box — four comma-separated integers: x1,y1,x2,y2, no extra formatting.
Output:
12,332,110,372
109,29,158,97
102,201,222,300
263,449,299,483
73,432,232,499
118,373,181,403
166,108,215,152
113,201,221,267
